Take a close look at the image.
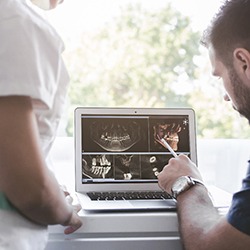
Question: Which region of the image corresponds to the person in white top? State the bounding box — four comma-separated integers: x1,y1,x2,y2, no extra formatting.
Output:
0,0,82,249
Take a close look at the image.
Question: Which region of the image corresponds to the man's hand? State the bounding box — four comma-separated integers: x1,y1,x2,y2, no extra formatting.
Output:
157,154,203,194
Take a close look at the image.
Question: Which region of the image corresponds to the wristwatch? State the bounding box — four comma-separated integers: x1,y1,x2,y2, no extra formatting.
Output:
171,176,205,199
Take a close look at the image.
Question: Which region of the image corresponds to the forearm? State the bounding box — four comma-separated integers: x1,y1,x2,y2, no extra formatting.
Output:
158,155,250,249
0,96,72,226
0,97,82,234
17,170,73,227
11,169,82,234
177,185,222,250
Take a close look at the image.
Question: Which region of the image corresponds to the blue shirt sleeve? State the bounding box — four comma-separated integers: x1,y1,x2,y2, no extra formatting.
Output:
227,160,250,235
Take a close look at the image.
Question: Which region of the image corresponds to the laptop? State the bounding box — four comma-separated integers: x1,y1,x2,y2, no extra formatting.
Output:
75,107,197,211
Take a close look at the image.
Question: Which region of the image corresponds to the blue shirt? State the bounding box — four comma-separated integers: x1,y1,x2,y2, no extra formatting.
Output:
227,160,250,235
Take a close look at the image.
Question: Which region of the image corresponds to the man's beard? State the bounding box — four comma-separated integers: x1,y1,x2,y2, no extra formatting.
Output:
229,67,250,124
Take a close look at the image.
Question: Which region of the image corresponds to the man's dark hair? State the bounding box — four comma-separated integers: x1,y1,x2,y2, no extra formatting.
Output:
201,0,250,67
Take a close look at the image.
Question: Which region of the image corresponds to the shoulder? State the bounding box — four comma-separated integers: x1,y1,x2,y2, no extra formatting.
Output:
0,0,67,109
0,0,62,46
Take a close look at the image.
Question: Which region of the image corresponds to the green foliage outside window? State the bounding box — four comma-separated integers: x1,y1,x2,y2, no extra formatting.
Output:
63,2,250,138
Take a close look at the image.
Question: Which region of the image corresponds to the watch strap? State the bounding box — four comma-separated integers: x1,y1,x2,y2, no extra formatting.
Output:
189,177,205,187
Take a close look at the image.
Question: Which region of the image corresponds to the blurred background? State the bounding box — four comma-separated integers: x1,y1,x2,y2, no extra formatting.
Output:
39,0,250,193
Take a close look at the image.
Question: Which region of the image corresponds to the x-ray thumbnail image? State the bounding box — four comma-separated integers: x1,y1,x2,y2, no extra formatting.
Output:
81,118,148,153
82,154,114,179
141,154,172,179
114,154,140,180
149,118,190,152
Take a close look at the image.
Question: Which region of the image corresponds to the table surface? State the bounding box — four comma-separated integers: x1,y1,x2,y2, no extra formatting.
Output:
45,186,231,250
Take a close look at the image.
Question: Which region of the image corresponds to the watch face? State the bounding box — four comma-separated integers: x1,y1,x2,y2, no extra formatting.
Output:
172,176,191,193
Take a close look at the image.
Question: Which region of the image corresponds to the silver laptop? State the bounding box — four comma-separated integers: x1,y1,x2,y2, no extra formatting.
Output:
75,107,197,211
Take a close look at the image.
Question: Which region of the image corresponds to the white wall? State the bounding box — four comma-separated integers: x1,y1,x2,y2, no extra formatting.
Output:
197,139,250,193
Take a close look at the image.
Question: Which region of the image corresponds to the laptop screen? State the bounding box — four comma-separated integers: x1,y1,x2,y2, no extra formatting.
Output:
75,108,196,186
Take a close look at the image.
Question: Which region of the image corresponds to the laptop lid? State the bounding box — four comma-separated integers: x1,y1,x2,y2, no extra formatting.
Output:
75,107,197,194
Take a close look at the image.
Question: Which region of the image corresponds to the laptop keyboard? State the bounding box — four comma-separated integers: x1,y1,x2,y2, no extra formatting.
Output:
87,191,172,201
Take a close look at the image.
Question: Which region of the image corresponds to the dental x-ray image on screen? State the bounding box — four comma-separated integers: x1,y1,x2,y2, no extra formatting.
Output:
81,114,191,183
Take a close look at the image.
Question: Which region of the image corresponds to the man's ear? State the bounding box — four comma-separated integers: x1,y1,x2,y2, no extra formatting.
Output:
233,48,250,80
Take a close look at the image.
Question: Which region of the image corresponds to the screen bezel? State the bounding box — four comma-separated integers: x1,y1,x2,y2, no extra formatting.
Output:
75,107,197,192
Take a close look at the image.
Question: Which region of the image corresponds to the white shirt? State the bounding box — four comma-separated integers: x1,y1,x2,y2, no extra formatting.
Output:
0,0,69,156
0,0,69,249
